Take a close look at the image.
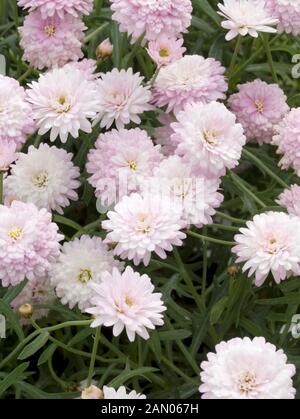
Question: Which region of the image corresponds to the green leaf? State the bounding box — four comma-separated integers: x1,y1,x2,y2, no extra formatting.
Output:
37,343,57,366
18,332,49,360
193,0,221,25
210,296,229,326
0,299,24,341
108,367,158,388
158,329,192,341
0,363,29,397
2,279,28,304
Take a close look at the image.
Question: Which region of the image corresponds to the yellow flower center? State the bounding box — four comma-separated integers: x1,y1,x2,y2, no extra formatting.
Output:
238,371,257,395
159,48,170,57
136,215,151,234
78,268,93,284
57,96,71,113
127,160,138,171
203,129,219,145
8,227,22,241
44,25,56,37
254,99,264,113
33,171,49,188
125,296,135,307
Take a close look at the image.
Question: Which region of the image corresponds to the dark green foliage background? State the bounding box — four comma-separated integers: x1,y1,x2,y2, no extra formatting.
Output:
0,0,300,399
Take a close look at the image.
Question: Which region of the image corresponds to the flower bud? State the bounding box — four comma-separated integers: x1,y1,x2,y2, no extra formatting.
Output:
18,303,33,319
81,385,104,399
96,38,113,59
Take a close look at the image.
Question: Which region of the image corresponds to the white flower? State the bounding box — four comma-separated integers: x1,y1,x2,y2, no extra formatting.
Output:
50,236,123,311
5,144,80,214
103,386,146,399
94,68,153,130
86,266,166,342
26,67,101,143
218,0,278,41
200,337,296,399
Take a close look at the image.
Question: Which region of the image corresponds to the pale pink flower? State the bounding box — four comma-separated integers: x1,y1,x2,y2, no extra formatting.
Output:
81,385,104,400
86,128,162,207
0,75,34,149
218,0,278,41
64,59,98,81
228,79,289,144
11,277,56,324
0,140,17,171
147,35,186,67
102,193,186,266
86,266,166,342
232,211,300,286
0,201,63,287
5,144,80,214
96,38,113,59
272,108,300,176
154,113,177,156
277,185,300,217
18,0,94,18
103,386,146,399
26,67,100,143
19,10,86,70
95,68,152,130
173,101,246,177
200,337,296,399
110,0,192,43
152,55,227,113
266,0,300,35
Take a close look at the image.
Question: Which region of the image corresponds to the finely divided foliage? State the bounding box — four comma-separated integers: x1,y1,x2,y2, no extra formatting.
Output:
1,0,300,400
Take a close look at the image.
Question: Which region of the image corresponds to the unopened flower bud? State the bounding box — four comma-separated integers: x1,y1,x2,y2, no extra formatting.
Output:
96,38,113,59
81,385,104,399
227,265,238,277
19,303,33,319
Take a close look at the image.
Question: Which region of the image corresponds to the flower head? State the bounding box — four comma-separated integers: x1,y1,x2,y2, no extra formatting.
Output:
147,35,186,67
19,10,86,70
272,108,300,175
228,79,289,144
265,0,300,35
277,185,300,217
0,201,63,287
0,140,17,171
18,0,93,18
173,101,246,176
200,337,296,399
86,128,162,207
96,38,113,59
103,386,146,399
152,55,227,113
110,0,192,43
0,75,34,149
64,59,98,81
27,67,100,142
102,193,186,266
232,211,300,286
5,144,80,214
95,68,152,130
218,0,278,41
154,113,177,156
50,236,123,311
11,277,56,323
86,266,166,342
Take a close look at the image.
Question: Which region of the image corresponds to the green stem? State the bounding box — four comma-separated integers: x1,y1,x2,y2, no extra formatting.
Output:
207,223,239,232
187,230,235,246
0,172,3,204
215,211,246,224
84,22,110,44
228,35,242,78
18,66,33,83
87,327,101,386
160,356,197,384
173,248,204,311
53,215,82,231
261,34,279,84
230,171,266,208
243,148,289,189
48,357,67,389
202,227,208,304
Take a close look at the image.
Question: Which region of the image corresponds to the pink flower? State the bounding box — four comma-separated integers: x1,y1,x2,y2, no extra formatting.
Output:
266,0,300,35
228,79,289,144
173,101,246,177
277,185,300,217
95,68,153,130
147,35,186,67
19,10,86,70
152,55,227,113
96,38,113,59
86,266,166,342
86,128,162,207
18,0,94,19
110,0,192,43
0,75,34,149
81,386,104,399
0,201,63,287
200,337,296,399
218,0,278,41
0,140,17,171
154,113,178,156
64,59,98,81
102,192,186,266
232,211,300,286
272,108,300,175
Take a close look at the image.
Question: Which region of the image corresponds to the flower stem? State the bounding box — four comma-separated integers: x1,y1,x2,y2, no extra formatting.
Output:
243,148,289,189
87,327,101,386
187,230,235,246
228,35,242,78
84,22,109,44
261,34,279,84
215,211,246,224
230,171,266,208
53,215,82,231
